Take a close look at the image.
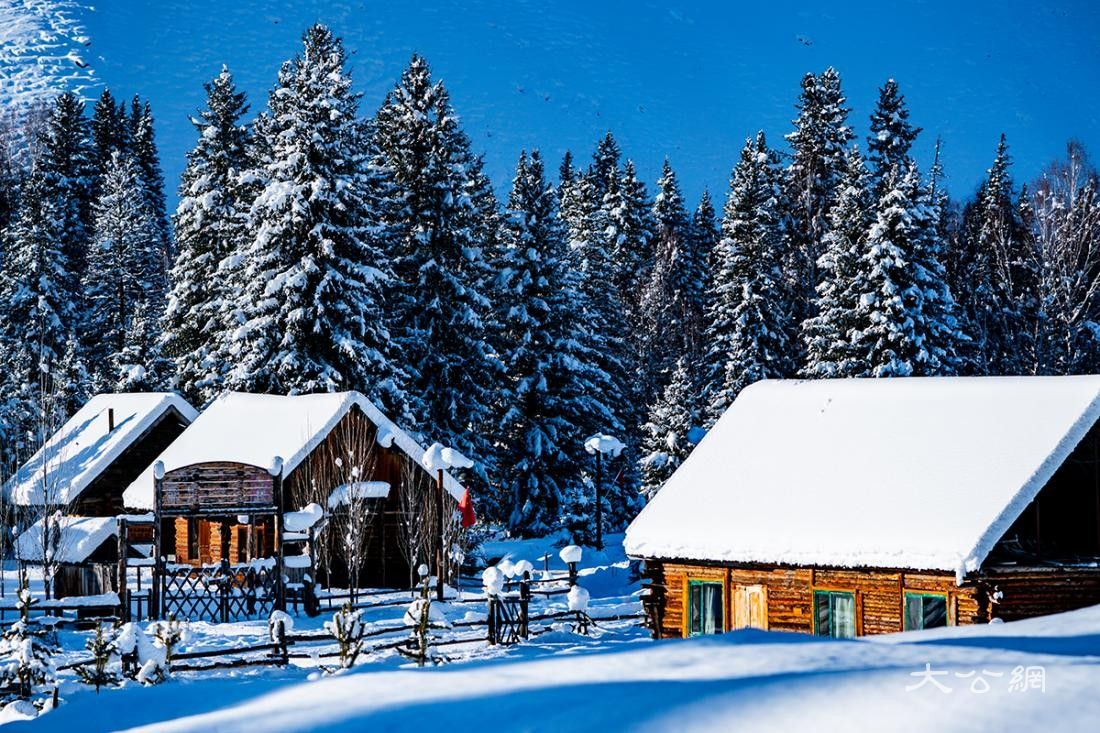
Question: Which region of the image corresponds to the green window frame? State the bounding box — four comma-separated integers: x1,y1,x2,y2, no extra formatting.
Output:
688,580,724,636
814,590,857,638
904,592,948,631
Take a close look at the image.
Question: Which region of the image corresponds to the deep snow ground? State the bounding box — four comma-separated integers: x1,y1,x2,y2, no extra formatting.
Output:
7,533,1100,732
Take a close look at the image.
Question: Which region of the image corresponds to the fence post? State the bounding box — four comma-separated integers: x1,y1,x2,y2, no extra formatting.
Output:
116,518,129,623
567,562,578,587
520,571,531,640
220,560,230,624
486,597,497,646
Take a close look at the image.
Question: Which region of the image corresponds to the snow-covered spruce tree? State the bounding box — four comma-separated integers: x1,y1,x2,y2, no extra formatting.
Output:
639,356,699,499
496,151,618,536
0,167,80,458
371,53,500,476
36,92,95,304
704,132,794,423
866,79,922,197
638,159,690,400
226,26,409,420
0,582,57,702
113,301,168,391
783,67,853,328
847,164,963,377
681,190,718,357
90,89,129,179
966,135,1041,375
800,146,875,378
82,151,165,391
162,66,251,403
128,98,172,308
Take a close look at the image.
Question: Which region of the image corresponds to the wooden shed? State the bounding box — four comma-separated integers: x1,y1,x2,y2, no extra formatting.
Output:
123,392,465,594
625,376,1100,639
5,393,197,598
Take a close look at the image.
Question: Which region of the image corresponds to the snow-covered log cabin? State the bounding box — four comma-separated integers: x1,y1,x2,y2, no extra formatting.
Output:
625,377,1100,638
123,391,465,592
4,393,198,598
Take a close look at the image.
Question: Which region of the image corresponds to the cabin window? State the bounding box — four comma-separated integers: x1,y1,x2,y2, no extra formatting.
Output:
814,590,856,638
687,580,724,636
904,593,948,631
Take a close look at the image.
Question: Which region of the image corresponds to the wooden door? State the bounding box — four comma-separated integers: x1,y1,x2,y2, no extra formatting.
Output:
732,584,768,630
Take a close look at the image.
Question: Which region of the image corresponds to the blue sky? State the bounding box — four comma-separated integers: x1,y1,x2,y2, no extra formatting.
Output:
81,0,1100,208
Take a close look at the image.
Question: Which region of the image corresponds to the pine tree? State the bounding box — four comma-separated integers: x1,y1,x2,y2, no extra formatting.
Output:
37,93,95,301
847,164,963,376
83,151,164,391
129,97,172,300
968,136,1041,374
372,53,499,470
113,301,167,391
0,168,78,457
705,132,794,422
867,79,922,196
0,582,57,700
639,356,698,499
784,67,853,328
800,146,875,377
685,189,719,350
91,89,129,178
162,67,251,403
638,159,689,398
496,151,616,535
226,26,408,420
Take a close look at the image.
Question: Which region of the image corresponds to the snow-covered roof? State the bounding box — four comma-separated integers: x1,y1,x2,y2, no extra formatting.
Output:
624,376,1100,579
15,515,118,564
122,391,464,510
4,393,198,507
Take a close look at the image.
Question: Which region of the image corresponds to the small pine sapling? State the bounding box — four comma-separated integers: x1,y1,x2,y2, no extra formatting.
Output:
323,603,364,673
75,623,120,692
401,565,451,666
148,615,187,669
0,582,58,704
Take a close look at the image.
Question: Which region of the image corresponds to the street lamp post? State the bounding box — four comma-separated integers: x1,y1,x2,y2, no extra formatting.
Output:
583,434,625,551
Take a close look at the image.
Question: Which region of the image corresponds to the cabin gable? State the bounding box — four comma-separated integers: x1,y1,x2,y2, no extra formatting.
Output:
70,406,192,516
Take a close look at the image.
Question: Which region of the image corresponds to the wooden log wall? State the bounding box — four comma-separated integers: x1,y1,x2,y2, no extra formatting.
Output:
647,560,986,639
978,566,1100,622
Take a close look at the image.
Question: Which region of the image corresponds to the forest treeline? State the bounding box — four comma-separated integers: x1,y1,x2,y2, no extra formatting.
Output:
1,25,1098,538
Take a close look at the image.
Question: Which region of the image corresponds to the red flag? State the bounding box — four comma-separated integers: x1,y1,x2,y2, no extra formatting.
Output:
458,487,477,528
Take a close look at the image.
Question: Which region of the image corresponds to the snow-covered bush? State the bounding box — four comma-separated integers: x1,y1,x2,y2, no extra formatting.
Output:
0,584,58,702
148,616,188,669
75,623,120,692
115,622,173,686
323,604,364,672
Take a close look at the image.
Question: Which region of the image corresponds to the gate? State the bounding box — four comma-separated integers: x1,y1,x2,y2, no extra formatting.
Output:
161,559,278,622
486,575,530,645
